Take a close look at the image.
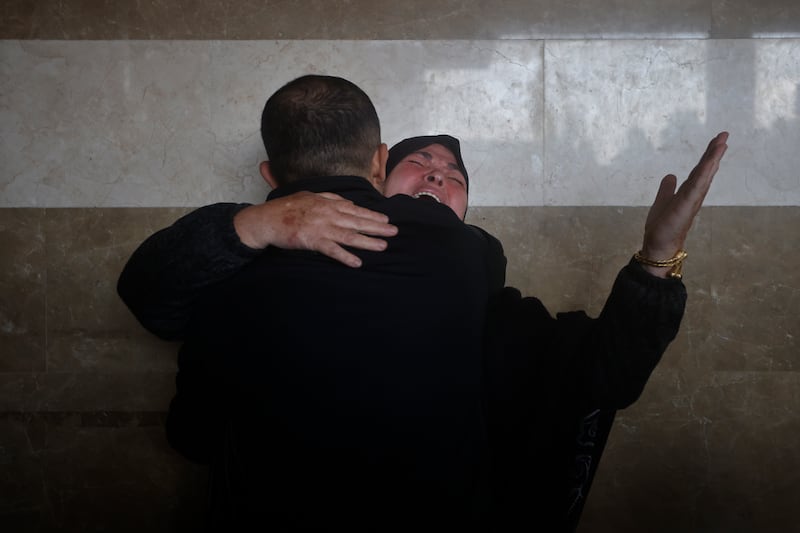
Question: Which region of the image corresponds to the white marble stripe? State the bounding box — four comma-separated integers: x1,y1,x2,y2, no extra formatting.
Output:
1,39,798,207
544,39,800,206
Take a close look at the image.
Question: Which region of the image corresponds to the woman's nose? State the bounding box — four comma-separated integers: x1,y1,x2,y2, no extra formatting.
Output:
425,173,443,186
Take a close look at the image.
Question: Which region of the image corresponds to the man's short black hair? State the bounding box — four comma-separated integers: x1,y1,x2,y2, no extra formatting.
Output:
261,75,381,186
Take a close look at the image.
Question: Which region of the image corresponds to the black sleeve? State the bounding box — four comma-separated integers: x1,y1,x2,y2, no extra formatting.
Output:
117,202,261,341
580,258,687,408
467,224,507,294
486,257,686,412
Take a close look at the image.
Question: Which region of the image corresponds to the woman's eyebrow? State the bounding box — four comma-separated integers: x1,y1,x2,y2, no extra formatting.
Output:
413,151,462,173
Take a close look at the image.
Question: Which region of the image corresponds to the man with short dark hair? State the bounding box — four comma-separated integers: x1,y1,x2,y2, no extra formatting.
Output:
121,74,503,531
259,74,384,185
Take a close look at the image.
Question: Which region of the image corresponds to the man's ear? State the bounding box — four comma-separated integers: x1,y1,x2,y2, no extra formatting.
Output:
368,143,389,193
259,161,279,189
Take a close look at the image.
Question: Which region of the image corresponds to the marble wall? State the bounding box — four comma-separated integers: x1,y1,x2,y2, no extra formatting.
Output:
1,2,799,532
3,38,800,208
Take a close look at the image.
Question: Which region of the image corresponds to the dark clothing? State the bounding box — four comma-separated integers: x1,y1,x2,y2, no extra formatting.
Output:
117,179,686,531
122,176,504,531
117,201,262,343
484,261,685,531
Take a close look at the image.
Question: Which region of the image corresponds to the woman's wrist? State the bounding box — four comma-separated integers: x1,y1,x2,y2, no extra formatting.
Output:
633,249,688,279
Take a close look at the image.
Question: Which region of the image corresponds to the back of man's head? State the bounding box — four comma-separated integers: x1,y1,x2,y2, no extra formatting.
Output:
261,75,381,186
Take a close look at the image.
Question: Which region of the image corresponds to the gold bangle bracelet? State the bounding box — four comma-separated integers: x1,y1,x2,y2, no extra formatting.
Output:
633,249,688,279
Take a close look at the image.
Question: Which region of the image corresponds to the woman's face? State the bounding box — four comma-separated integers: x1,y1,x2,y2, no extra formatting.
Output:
384,143,468,220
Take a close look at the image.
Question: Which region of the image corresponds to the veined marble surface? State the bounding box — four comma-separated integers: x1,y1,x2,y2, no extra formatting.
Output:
1,39,798,207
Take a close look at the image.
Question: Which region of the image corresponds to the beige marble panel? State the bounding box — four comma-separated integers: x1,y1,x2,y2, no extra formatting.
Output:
0,209,46,372
0,413,207,532
712,0,800,38
0,371,176,411
705,207,800,371
1,0,715,40
467,206,650,315
0,204,797,531
6,0,797,40
44,208,188,372
582,369,800,532
544,39,800,206
1,39,544,208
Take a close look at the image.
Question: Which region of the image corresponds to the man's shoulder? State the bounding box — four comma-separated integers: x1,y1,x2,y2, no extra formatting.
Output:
269,175,381,202
380,194,469,228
